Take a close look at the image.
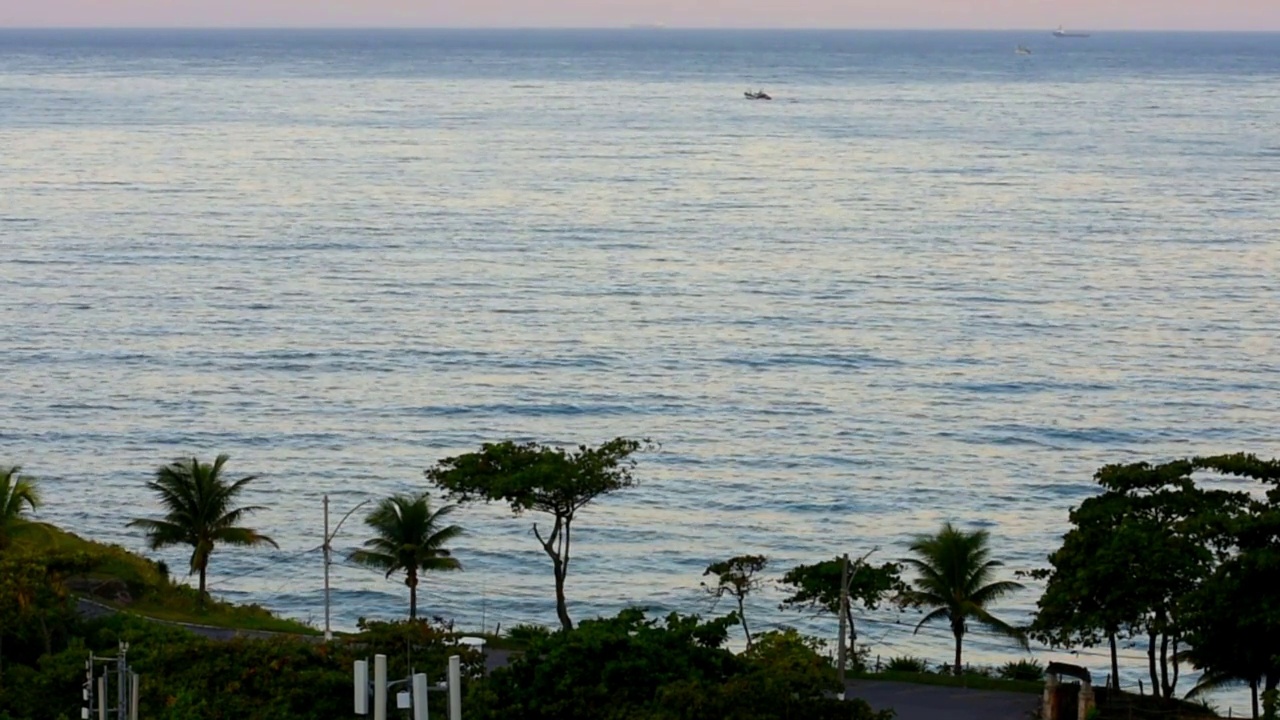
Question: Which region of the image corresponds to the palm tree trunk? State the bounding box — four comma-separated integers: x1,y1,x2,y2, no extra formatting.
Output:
1250,678,1258,720
952,620,964,676
408,568,418,621
198,563,207,610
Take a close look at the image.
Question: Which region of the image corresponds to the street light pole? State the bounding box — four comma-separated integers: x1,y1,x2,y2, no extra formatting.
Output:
838,547,879,700
324,495,370,642
837,554,849,692
324,494,332,641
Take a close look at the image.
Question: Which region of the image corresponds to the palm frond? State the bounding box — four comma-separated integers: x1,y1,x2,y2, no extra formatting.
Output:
130,454,273,591
126,518,192,549
970,605,1030,649
914,606,951,633
1,466,42,521
349,549,402,578
904,522,1025,651
969,579,1025,605
350,493,465,584
214,526,278,548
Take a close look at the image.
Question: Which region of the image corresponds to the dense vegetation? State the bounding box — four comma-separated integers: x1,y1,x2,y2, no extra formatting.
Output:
469,609,892,720
3,448,1279,719
1028,454,1280,719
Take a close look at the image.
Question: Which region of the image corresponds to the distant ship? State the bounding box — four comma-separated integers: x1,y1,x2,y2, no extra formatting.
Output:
1016,45,1032,55
1053,25,1091,38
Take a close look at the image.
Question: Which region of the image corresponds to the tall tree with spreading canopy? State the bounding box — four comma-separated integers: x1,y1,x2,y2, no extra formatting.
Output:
426,437,651,630
1030,455,1259,699
778,554,906,661
348,492,463,621
1088,459,1245,699
128,455,277,607
1180,453,1280,719
0,465,41,549
1026,490,1144,690
903,522,1027,675
702,554,768,647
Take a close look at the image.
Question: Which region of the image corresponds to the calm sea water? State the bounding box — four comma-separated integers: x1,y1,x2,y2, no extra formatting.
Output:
2,29,1278,707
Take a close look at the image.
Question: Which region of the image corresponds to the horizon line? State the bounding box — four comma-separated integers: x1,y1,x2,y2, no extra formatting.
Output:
3,25,1280,33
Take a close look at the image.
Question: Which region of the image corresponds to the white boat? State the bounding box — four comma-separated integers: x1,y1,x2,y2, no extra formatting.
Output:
1016,45,1032,55
1053,25,1091,38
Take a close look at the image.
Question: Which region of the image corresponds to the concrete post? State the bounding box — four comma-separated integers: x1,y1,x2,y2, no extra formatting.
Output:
1078,681,1095,720
373,654,387,720
1043,673,1059,720
449,655,462,720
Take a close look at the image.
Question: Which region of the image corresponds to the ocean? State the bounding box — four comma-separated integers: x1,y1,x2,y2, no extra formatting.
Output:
1,29,1277,710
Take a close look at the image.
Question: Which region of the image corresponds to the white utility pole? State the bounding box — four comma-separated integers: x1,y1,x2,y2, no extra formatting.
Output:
837,548,879,700
324,494,331,641
837,553,849,691
323,494,370,641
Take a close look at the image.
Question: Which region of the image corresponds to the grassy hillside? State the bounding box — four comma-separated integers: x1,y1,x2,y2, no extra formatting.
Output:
4,520,316,634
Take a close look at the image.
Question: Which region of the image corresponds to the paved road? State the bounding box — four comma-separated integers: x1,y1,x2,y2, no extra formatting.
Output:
846,680,1041,720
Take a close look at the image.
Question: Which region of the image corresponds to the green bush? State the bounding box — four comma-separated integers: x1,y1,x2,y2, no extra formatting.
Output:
472,609,894,720
998,659,1045,682
504,622,554,644
884,656,930,673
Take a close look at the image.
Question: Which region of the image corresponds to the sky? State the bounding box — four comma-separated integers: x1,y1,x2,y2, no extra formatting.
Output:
0,0,1277,31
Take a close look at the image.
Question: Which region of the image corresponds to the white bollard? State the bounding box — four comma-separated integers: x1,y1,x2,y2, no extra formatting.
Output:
374,654,388,720
448,655,461,720
354,660,369,715
412,673,429,720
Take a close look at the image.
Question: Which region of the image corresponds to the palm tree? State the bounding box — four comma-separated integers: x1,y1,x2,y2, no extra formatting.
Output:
903,522,1027,675
0,465,41,549
349,493,463,621
128,455,277,607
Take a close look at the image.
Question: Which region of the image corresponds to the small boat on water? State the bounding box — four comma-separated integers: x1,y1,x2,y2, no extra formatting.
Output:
1016,45,1032,55
744,90,772,100
1052,25,1091,38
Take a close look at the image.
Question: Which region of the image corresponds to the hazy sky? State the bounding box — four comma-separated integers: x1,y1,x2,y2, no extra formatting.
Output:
1,0,1277,31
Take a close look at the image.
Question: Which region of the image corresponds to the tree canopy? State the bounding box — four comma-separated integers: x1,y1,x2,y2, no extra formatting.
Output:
702,554,769,647
474,608,893,720
1030,456,1256,699
426,437,652,629
348,492,463,621
778,554,906,662
1179,454,1280,718
903,522,1027,676
0,465,41,549
128,454,277,605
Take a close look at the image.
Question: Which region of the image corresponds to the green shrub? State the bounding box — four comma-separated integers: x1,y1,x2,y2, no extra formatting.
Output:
998,659,1045,682
505,622,553,643
475,609,894,720
884,656,931,673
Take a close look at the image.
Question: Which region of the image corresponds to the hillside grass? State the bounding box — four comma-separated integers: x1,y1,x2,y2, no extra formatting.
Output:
4,520,317,635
